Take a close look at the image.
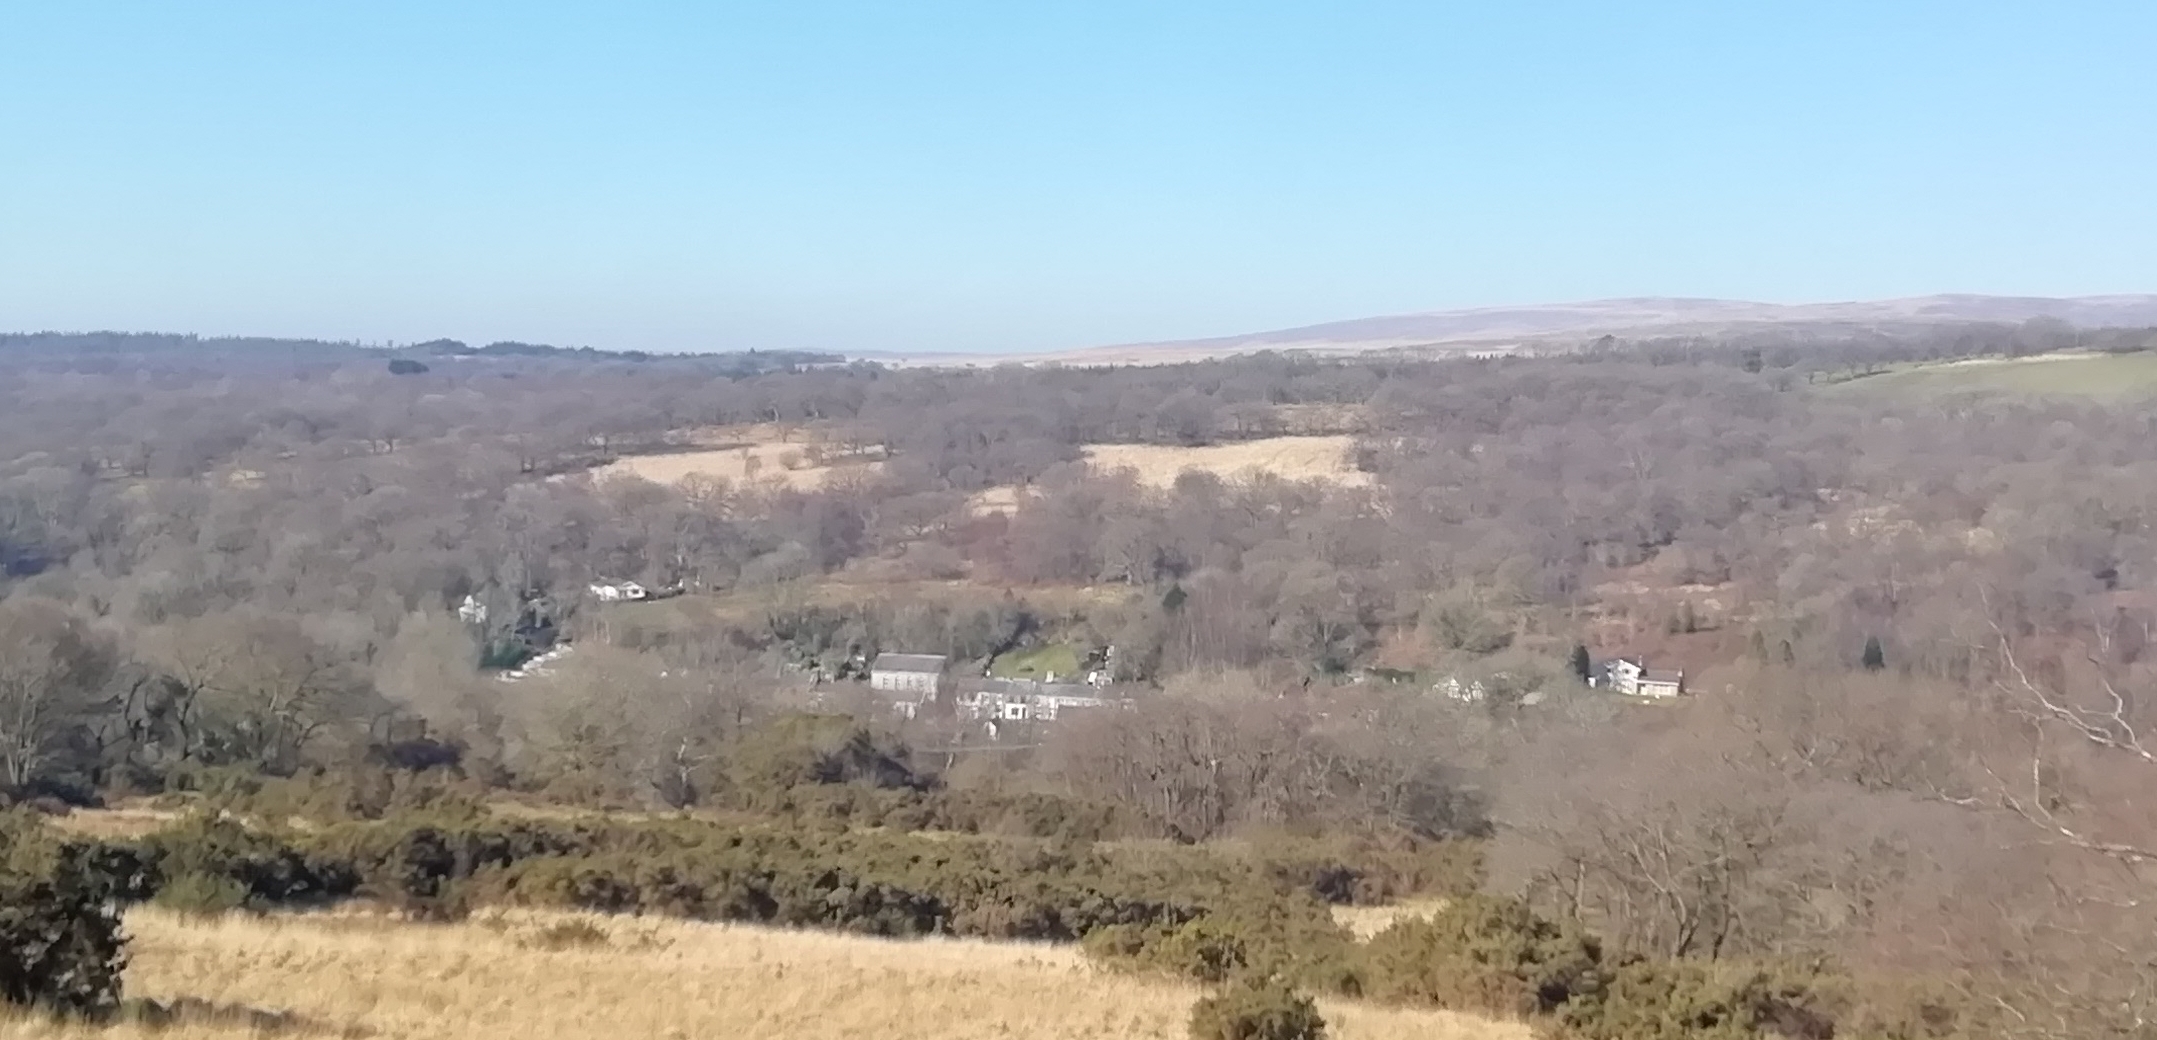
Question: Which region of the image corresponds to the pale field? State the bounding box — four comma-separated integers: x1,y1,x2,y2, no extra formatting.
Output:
597,426,1365,504
596,444,883,491
972,434,1369,515
1081,436,1369,489
1332,898,1453,939
0,909,1526,1040
42,804,181,840
592,425,885,491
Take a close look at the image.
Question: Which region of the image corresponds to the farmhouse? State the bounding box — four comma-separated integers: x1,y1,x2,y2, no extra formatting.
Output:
588,580,649,602
1594,656,1685,698
955,677,1122,724
869,653,946,698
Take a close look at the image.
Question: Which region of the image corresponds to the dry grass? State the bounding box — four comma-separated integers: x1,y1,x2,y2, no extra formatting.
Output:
42,804,181,841
971,434,1369,515
604,427,1365,503
1081,436,1369,489
1333,899,1452,939
594,425,884,491
0,909,1526,1040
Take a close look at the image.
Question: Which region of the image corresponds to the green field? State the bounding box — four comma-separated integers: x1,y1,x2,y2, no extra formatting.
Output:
988,643,1084,680
1821,351,2157,399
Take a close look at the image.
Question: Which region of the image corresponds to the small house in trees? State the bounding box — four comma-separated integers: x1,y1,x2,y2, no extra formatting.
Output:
1594,656,1685,698
869,653,946,699
588,581,649,602
1636,668,1685,698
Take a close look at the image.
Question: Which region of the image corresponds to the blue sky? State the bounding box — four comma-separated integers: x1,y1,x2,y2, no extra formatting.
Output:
2,2,2152,354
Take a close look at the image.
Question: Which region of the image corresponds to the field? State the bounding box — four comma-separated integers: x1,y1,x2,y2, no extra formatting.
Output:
7,909,1524,1040
969,435,1370,515
1332,898,1452,939
1822,351,2157,398
596,428,1368,503
592,425,883,491
666,578,1130,626
1082,435,1369,489
988,642,1083,680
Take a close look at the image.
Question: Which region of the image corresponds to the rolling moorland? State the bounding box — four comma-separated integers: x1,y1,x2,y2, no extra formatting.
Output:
4,315,2157,1038
858,293,2157,364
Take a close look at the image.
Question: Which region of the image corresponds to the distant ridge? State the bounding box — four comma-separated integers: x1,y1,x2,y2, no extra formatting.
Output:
862,294,2157,366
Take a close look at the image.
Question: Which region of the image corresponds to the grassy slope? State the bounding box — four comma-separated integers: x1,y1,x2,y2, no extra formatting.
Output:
1,909,1526,1040
1821,352,2157,399
989,643,1084,680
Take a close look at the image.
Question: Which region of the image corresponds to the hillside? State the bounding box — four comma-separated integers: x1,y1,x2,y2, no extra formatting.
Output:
861,293,2157,365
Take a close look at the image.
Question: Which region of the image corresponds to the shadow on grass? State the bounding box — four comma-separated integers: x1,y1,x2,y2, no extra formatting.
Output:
120,996,370,1037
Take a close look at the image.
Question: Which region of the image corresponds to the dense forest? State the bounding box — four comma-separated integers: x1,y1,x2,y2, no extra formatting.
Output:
5,319,2157,1035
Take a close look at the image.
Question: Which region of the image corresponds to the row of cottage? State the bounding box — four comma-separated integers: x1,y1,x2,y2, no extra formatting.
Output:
877,649,1687,720
1435,654,1685,703
867,653,1124,723
1594,656,1685,698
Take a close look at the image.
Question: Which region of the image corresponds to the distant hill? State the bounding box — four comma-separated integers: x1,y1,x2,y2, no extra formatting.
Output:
865,294,2157,366
0,331,845,376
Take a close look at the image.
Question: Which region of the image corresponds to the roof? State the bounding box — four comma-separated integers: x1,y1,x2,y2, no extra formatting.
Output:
871,653,947,674
1642,669,1684,684
958,677,1094,698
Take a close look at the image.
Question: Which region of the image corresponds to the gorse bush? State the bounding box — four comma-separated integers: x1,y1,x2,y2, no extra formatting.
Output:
1360,894,1605,1016
1189,977,1327,1040
1084,893,1361,993
1554,961,1840,1040
0,815,126,1017
131,814,357,906
149,872,249,917
1241,833,1482,906
163,764,492,826
83,814,1264,941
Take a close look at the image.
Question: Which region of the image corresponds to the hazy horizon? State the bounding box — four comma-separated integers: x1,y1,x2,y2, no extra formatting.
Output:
6,2,2155,354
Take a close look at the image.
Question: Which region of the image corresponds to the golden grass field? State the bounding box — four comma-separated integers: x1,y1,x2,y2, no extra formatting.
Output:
1332,898,1452,939
1081,436,1369,489
592,425,884,492
595,444,883,492
591,421,1368,507
969,434,1370,515
0,909,1525,1040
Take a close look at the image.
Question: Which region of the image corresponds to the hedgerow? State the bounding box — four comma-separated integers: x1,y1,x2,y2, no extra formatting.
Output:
54,812,1967,1040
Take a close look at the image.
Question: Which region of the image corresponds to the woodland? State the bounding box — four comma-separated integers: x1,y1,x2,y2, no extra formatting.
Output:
3,319,2157,1037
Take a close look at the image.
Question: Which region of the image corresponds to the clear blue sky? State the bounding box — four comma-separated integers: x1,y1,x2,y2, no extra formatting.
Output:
3,2,2153,354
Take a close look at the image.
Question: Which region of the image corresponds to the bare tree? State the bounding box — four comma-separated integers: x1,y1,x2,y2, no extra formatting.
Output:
0,598,115,789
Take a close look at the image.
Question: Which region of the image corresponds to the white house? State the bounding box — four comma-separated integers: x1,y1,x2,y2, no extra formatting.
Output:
457,594,488,624
953,677,1122,724
588,581,649,602
869,653,946,698
1596,656,1684,698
